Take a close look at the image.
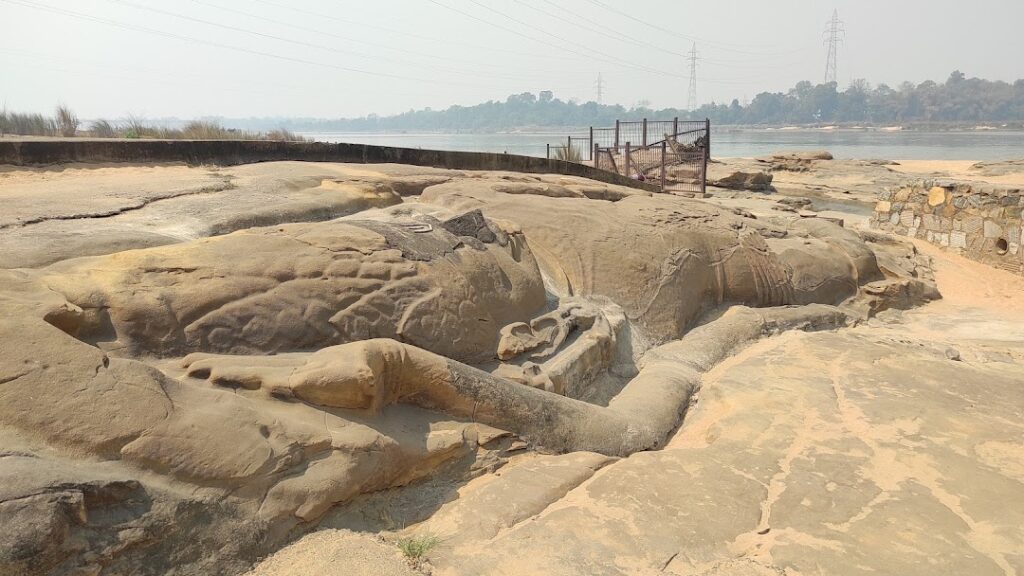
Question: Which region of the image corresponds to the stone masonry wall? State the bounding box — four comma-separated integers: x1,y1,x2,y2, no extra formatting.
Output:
871,180,1024,275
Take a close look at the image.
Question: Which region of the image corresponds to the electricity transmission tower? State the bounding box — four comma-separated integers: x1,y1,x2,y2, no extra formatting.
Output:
686,43,698,111
823,9,844,83
595,72,604,104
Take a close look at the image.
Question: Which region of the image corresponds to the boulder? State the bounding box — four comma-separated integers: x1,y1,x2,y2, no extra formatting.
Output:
709,170,774,191
757,150,834,172
769,150,834,161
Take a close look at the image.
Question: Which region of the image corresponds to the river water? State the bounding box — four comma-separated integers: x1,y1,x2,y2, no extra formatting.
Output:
299,127,1024,161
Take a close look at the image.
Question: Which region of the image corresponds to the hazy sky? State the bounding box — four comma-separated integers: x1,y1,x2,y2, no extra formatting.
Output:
2,0,1022,119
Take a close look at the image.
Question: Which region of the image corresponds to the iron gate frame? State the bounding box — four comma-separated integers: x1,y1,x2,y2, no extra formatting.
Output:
590,118,710,193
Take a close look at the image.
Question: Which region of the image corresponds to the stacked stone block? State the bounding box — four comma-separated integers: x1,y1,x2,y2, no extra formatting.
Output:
871,180,1024,275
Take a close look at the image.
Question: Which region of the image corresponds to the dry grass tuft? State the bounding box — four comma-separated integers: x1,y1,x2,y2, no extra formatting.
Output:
2,105,309,141
1,110,57,136
553,144,582,163
265,128,304,141
55,105,79,137
87,119,117,138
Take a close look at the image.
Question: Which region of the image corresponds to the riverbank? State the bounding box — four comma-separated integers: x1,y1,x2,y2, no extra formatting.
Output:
297,128,1024,161
2,146,1022,576
5,129,1023,161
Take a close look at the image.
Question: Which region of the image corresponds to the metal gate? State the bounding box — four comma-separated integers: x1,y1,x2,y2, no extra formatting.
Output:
593,119,709,193
551,118,710,193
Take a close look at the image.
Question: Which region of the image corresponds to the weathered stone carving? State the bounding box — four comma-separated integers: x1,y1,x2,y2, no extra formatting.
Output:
0,164,941,575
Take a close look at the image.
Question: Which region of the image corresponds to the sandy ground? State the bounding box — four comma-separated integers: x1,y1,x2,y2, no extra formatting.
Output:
707,156,1024,212
891,159,1024,187
245,530,419,576
919,239,1024,317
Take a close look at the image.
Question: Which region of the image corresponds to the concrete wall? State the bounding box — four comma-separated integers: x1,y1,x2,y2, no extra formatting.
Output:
871,180,1024,275
0,139,658,192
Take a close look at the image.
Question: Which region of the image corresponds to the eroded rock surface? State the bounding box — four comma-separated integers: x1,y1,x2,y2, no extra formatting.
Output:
417,303,1024,576
2,159,1009,576
39,214,544,361
418,179,891,343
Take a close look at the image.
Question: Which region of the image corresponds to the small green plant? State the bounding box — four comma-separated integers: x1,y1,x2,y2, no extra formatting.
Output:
553,144,582,163
123,114,153,139
397,534,440,564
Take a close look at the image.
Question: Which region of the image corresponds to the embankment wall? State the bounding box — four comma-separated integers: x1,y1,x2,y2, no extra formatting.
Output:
0,139,658,192
871,180,1024,275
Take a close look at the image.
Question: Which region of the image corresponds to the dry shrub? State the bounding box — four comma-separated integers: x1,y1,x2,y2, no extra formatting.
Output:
553,144,582,162
55,105,79,137
1,106,309,141
88,119,117,138
1,110,57,136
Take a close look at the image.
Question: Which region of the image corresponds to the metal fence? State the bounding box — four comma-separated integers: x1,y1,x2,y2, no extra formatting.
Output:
591,119,710,193
550,118,709,193
547,134,593,161
586,119,703,149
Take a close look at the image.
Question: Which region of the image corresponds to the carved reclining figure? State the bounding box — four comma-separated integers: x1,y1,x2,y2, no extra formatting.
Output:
419,182,885,341
0,196,929,522
184,304,850,457
36,197,886,368
0,172,944,576
38,210,546,363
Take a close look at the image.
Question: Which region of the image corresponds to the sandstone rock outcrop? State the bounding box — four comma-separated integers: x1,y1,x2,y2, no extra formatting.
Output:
177,304,850,456
418,179,884,343
0,160,945,576
39,214,545,362
757,149,834,172
708,167,774,191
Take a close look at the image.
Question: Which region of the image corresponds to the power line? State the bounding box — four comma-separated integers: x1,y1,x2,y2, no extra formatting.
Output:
823,9,845,83
108,0,559,85
1,0,439,85
2,0,588,94
514,0,688,59
583,0,802,56
687,44,698,111
248,0,560,60
532,0,794,71
0,46,308,98
425,0,686,79
189,0,528,74
466,0,703,79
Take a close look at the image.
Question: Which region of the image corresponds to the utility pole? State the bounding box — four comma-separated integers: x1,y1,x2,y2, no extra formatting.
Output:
595,72,604,104
823,9,844,84
686,43,698,112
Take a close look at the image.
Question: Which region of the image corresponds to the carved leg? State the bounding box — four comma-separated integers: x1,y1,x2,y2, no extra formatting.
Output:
184,305,849,456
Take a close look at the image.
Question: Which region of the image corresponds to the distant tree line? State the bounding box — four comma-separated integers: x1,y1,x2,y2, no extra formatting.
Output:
6,72,1021,136
695,72,1024,125
275,71,1024,131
